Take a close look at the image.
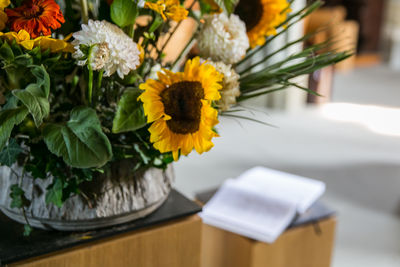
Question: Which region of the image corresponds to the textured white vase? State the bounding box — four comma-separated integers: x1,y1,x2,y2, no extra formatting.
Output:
0,161,174,231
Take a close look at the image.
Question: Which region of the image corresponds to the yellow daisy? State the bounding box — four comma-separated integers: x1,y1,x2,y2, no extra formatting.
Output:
138,57,223,161
0,30,74,53
0,0,10,31
144,0,188,22
235,0,291,48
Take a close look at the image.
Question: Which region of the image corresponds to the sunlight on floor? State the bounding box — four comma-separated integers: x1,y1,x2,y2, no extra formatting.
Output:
320,103,400,137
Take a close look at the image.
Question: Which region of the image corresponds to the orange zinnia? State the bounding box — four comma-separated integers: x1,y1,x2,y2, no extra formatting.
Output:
6,0,64,39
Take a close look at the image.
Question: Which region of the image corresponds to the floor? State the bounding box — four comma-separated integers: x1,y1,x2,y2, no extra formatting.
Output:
174,64,400,266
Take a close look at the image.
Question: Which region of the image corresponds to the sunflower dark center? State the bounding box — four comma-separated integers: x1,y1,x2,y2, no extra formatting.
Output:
161,81,204,135
23,4,44,19
234,0,264,32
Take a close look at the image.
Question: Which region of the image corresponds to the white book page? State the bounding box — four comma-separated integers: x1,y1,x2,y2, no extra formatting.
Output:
202,179,297,243
236,167,326,213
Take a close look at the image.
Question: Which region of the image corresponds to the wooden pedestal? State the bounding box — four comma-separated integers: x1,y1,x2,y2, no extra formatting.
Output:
201,217,336,267
11,215,202,267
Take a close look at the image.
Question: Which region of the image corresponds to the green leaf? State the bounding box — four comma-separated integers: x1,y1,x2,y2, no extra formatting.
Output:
111,0,138,27
112,88,147,133
10,184,30,209
43,107,113,168
14,54,33,66
0,139,23,167
0,107,29,151
23,224,32,236
0,41,14,62
12,65,50,127
214,0,239,14
45,178,63,207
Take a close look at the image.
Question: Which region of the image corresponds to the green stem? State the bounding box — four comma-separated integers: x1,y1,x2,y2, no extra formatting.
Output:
80,0,89,24
87,46,95,106
97,70,104,91
128,24,135,39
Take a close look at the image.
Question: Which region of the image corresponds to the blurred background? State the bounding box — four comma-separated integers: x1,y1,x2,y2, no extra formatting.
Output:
174,0,400,266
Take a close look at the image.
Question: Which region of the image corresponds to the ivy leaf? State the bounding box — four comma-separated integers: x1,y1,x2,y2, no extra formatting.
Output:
111,0,138,27
10,184,30,209
14,54,33,66
45,178,63,207
12,65,50,127
112,88,147,133
43,107,113,168
0,107,29,151
23,224,32,237
0,139,23,167
0,41,14,62
214,0,239,14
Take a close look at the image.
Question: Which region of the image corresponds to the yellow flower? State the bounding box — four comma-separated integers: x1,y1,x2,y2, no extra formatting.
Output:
0,30,34,50
144,0,188,22
138,57,223,161
0,0,10,31
235,0,291,48
34,36,74,53
0,30,74,53
0,0,10,8
137,43,145,65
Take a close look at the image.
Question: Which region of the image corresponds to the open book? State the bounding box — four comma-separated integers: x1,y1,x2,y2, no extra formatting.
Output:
201,167,326,243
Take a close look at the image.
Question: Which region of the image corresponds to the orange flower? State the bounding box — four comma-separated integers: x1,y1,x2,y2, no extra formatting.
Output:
6,0,65,39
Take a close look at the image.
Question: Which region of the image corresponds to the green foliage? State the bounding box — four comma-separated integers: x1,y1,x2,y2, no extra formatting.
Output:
9,184,30,209
111,0,139,27
23,224,32,237
45,178,64,207
12,65,51,127
0,41,15,62
0,107,28,151
214,0,239,14
112,88,147,133
24,141,95,207
43,107,113,168
0,139,23,167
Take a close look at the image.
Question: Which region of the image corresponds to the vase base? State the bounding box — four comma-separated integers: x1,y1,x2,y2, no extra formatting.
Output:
0,193,169,231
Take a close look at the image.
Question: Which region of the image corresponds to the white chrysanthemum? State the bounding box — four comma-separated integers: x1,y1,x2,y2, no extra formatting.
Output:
72,20,140,78
207,61,240,111
197,13,249,65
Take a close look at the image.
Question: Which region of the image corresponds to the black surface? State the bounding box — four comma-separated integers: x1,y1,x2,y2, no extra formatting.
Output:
0,189,201,265
196,188,336,229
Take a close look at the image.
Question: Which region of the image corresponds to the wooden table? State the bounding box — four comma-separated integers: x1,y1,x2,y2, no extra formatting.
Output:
0,190,202,267
197,190,337,267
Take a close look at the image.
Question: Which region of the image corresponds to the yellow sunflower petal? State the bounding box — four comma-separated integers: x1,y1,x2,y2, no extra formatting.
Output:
138,57,221,159
236,0,291,48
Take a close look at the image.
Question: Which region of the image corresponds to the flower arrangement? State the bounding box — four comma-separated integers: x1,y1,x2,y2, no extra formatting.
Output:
0,0,349,234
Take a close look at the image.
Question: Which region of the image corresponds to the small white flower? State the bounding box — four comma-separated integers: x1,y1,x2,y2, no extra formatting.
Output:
72,20,141,79
197,13,249,65
207,61,241,111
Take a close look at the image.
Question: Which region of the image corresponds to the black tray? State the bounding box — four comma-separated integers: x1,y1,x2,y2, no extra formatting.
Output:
0,189,201,265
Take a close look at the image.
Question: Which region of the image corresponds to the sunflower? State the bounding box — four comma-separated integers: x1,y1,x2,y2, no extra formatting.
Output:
234,0,291,48
144,0,188,22
6,0,65,39
138,57,223,160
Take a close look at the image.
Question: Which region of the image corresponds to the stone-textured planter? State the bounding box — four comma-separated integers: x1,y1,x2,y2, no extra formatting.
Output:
0,160,174,231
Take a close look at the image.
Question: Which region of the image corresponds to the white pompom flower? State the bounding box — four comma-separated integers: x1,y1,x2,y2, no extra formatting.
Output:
207,60,241,111
197,13,249,65
72,20,141,79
